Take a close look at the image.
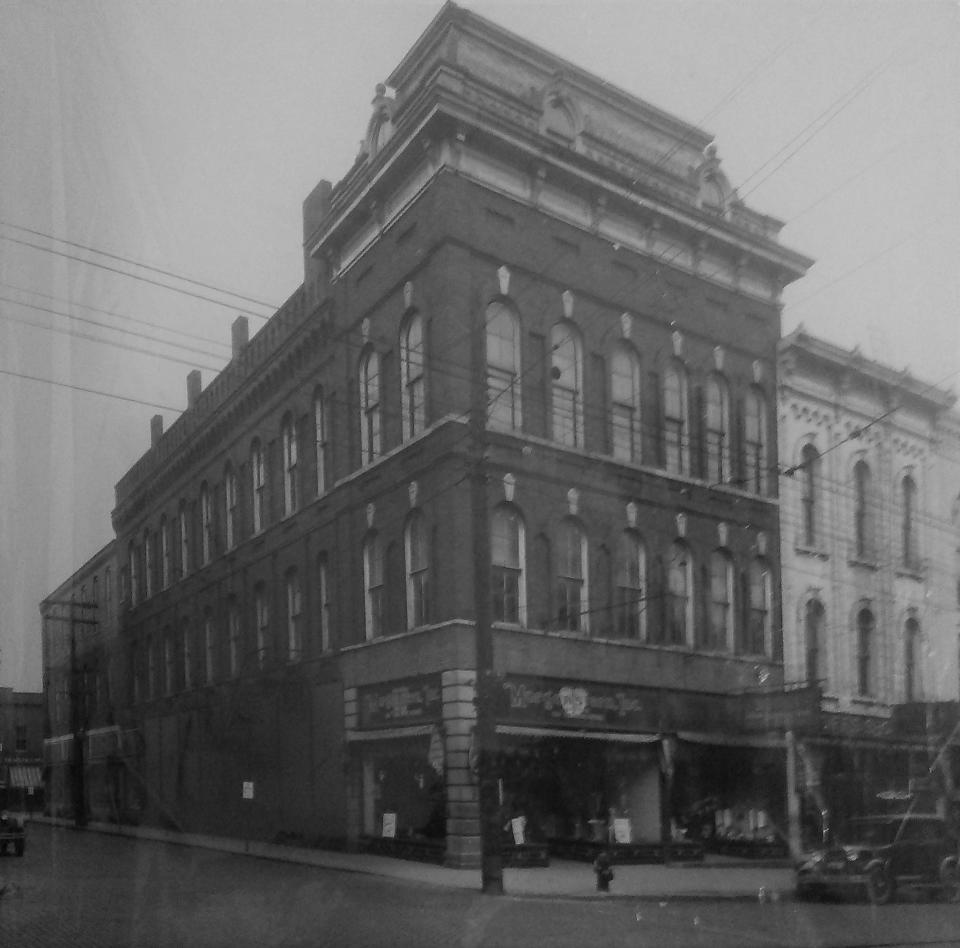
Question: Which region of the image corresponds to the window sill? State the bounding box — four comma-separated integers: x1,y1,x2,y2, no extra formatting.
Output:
794,545,828,560
896,565,925,581
847,557,878,571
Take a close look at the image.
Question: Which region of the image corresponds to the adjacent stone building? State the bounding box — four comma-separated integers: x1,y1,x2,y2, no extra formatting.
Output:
778,328,960,841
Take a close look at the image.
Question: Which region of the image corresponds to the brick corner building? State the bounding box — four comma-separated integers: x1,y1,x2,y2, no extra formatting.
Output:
49,3,815,867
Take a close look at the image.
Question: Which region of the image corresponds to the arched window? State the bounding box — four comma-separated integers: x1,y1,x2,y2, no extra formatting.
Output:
317,554,331,653
611,344,642,463
200,482,213,565
744,387,768,494
363,532,384,640
147,635,158,700
705,374,730,484
128,540,139,608
163,629,174,696
405,511,429,629
663,361,689,475
902,474,917,569
486,301,522,431
250,439,265,534
203,610,215,685
853,460,874,559
800,444,820,547
805,599,826,688
282,414,299,517
857,607,875,696
616,530,645,639
178,499,190,578
181,618,193,691
160,516,171,589
286,568,302,661
228,598,241,678
254,584,269,670
708,550,733,650
359,347,381,465
667,542,692,645
551,322,583,448
491,506,525,625
747,559,771,656
904,616,920,702
556,519,588,633
143,528,154,598
314,387,327,497
401,312,425,441
224,462,238,551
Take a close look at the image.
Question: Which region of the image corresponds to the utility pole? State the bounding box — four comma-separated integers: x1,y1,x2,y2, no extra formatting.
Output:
45,599,97,828
471,291,503,895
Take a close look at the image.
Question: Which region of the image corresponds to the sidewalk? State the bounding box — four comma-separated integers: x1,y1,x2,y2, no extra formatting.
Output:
31,817,797,902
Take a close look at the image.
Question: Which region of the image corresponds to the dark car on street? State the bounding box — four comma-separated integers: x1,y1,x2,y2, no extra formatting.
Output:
796,813,959,904
0,810,25,857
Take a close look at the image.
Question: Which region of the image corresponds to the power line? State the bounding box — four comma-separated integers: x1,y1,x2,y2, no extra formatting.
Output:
0,220,279,311
0,295,230,363
0,365,182,412
0,234,271,321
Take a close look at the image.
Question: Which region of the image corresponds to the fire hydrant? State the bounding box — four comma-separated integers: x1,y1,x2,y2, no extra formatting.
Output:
593,850,614,892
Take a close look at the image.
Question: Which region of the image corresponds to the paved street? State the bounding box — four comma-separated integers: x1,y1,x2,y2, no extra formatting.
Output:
2,825,960,947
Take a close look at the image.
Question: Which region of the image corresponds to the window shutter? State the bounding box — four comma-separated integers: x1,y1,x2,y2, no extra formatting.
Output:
692,385,705,480
648,371,662,468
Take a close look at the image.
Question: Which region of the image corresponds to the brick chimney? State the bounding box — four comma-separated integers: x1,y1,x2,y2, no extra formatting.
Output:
150,414,164,447
231,315,249,358
303,179,333,244
187,370,202,409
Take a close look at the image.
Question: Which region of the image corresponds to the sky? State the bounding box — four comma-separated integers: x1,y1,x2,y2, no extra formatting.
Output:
0,0,958,691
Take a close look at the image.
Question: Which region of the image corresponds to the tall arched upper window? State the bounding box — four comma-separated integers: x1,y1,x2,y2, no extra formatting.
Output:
744,387,768,494
904,616,920,702
853,460,873,559
556,519,588,633
203,610,215,685
551,322,583,448
160,516,171,589
128,540,139,608
200,482,213,565
800,444,820,548
805,599,826,688
401,312,425,441
663,362,689,475
143,528,154,599
228,598,241,678
178,500,190,578
666,542,692,645
491,505,525,625
705,374,730,484
359,348,382,465
314,387,327,497
616,530,646,639
224,462,238,551
254,584,269,670
486,301,521,431
857,607,875,696
707,550,733,650
250,439,265,534
363,532,384,640
181,619,192,691
317,554,331,653
611,344,642,463
902,474,917,569
282,414,299,517
286,568,302,661
405,511,429,629
747,559,772,656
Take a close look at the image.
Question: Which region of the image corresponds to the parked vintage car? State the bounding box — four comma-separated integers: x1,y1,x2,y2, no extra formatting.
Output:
796,813,959,904
0,810,25,857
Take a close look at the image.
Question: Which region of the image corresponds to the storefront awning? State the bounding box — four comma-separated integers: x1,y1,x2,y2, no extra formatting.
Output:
346,724,436,742
497,725,659,744
678,731,785,749
8,765,43,789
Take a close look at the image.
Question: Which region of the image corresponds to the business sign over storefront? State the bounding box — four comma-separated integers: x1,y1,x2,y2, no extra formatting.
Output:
497,675,659,732
358,675,443,729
